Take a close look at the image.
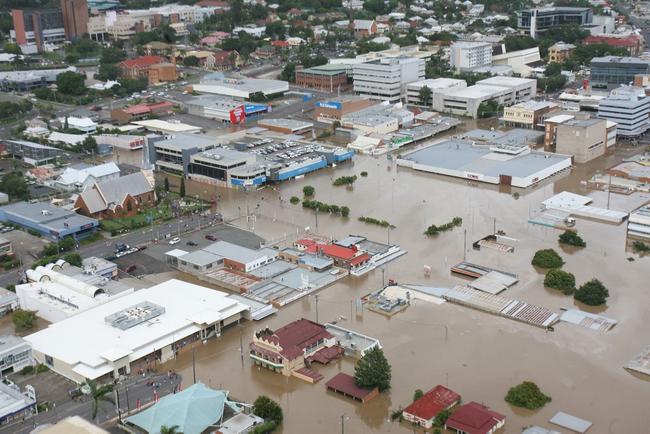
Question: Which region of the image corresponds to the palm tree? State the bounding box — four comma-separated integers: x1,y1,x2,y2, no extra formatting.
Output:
160,425,182,434
85,379,115,422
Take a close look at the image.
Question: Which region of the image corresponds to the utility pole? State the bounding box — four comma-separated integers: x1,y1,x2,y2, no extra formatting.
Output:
192,346,196,384
315,294,320,323
493,217,496,235
463,228,467,261
350,299,353,320
315,208,319,233
381,267,385,287
239,325,244,362
607,174,612,210
341,413,345,434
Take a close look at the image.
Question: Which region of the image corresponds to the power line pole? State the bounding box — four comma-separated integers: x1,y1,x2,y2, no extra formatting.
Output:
192,346,196,384
463,228,467,261
341,413,345,434
239,325,244,362
315,294,319,323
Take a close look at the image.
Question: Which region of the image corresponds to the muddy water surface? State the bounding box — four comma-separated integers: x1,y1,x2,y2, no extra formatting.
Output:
122,134,649,433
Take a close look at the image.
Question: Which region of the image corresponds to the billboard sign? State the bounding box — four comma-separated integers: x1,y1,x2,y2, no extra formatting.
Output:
229,106,246,124
315,101,342,110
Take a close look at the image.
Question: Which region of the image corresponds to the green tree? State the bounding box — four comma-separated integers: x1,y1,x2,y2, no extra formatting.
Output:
413,389,423,401
418,86,432,109
544,269,576,295
3,42,22,55
179,178,186,197
558,230,586,247
280,62,296,82
96,63,120,81
85,379,115,421
505,381,551,410
79,136,97,154
160,425,182,434
56,71,86,96
289,196,300,204
354,347,392,392
253,395,283,425
12,309,36,332
434,408,451,426
477,100,499,118
63,253,82,267
341,206,350,217
183,55,200,67
531,249,564,269
0,171,30,201
574,279,609,306
302,185,314,196
100,47,126,64
266,21,286,40
164,177,170,192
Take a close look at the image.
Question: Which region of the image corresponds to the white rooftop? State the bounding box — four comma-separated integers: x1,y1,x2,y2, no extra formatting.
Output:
132,119,201,133
24,279,249,381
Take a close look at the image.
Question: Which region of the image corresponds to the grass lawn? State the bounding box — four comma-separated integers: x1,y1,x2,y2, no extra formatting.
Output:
100,204,174,234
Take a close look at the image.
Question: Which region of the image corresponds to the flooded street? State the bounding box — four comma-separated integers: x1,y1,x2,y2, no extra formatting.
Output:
116,134,649,432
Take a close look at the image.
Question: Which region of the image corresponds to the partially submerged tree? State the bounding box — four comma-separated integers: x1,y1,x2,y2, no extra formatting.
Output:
574,279,609,306
531,249,564,269
504,381,551,410
354,347,392,392
253,395,283,425
544,269,576,295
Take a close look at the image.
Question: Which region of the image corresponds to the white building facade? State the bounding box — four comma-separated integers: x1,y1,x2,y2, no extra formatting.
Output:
598,86,650,137
353,56,425,103
450,41,493,73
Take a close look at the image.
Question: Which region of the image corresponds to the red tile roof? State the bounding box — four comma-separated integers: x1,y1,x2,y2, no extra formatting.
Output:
123,104,150,115
120,55,164,69
306,345,344,364
147,101,173,110
584,34,642,48
268,318,333,360
403,385,460,421
446,402,505,434
349,252,371,266
326,373,377,400
320,244,357,260
271,40,290,47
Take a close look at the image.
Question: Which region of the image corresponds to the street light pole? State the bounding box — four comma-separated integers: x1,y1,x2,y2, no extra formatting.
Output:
341,413,345,434
315,294,319,324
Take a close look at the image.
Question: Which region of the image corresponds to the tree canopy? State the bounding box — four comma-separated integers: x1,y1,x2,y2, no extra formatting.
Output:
532,249,564,269
574,279,609,306
56,71,86,95
253,396,283,425
544,269,576,295
505,381,551,410
354,346,392,392
0,171,30,201
559,230,586,247
12,309,37,332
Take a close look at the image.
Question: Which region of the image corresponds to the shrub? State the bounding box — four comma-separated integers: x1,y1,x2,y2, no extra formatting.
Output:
360,171,368,177
341,206,350,217
20,365,34,375
289,196,300,205
425,217,462,236
574,279,609,306
413,389,423,401
252,421,277,434
358,216,394,228
390,408,403,421
332,175,357,186
505,381,551,410
544,269,576,295
302,185,315,197
633,240,650,253
36,364,49,373
531,249,564,269
434,408,451,427
559,230,586,247
12,309,37,332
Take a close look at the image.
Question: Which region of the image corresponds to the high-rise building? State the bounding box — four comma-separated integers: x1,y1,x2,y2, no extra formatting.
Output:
598,86,650,137
353,56,425,103
61,0,89,40
449,41,493,73
11,9,65,53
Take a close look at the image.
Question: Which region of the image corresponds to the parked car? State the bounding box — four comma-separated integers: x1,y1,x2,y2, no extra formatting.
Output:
186,240,198,246
205,234,218,241
169,237,181,245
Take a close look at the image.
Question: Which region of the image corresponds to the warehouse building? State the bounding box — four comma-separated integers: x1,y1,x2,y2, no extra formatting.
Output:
397,139,572,187
186,96,268,123
192,77,289,100
313,97,378,123
0,202,98,240
257,119,314,135
24,279,250,383
2,139,61,166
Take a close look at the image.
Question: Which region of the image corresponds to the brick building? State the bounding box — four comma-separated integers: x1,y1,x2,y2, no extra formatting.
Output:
74,172,155,219
295,64,350,93
147,63,178,84
119,55,166,79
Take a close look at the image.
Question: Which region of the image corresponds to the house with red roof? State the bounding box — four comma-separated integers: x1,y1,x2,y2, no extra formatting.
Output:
445,401,506,434
249,318,344,382
402,385,461,429
318,244,370,270
584,33,645,56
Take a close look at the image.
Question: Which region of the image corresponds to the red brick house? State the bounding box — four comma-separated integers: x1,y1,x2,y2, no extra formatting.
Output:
119,55,165,79
74,172,155,220
352,19,377,39
402,385,461,429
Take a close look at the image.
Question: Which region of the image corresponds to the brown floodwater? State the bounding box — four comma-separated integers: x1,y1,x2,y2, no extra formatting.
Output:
117,128,650,433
